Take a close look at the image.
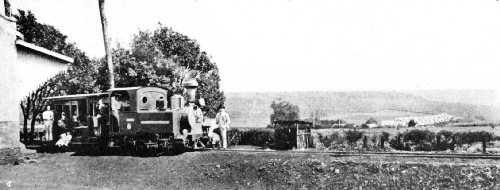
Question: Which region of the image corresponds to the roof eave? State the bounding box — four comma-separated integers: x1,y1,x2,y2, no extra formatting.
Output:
16,40,74,63
44,92,109,101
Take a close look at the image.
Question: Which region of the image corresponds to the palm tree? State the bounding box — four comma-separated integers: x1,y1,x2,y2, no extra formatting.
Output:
98,0,115,88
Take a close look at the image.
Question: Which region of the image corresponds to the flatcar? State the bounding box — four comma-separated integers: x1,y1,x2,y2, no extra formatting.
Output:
43,81,213,154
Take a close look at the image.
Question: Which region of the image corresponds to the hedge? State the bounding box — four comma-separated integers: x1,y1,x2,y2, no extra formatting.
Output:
389,130,494,153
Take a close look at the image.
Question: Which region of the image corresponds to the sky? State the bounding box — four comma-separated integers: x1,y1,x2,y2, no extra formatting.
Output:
13,0,500,102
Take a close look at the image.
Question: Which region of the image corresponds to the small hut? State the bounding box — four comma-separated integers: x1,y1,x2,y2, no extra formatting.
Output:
273,120,313,150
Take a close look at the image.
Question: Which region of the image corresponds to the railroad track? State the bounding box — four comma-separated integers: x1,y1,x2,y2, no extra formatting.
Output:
221,148,500,160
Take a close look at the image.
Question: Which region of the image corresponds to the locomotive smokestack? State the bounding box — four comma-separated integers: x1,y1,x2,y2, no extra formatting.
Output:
183,79,198,102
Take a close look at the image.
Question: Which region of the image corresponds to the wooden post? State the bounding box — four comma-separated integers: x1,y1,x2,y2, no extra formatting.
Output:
482,140,487,154
295,123,299,149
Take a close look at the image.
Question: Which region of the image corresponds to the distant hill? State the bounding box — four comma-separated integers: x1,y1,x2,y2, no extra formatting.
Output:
225,91,500,127
401,89,499,106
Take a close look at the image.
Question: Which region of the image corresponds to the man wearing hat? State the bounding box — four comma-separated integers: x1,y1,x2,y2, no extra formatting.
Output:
215,105,231,149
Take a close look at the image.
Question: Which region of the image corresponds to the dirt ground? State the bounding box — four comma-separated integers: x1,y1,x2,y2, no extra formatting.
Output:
1,149,500,189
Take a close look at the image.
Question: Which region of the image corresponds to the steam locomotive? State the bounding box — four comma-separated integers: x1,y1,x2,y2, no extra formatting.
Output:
44,80,213,154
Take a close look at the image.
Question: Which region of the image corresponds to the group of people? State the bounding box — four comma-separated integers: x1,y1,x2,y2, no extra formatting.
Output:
41,105,93,146
181,100,231,149
41,97,231,149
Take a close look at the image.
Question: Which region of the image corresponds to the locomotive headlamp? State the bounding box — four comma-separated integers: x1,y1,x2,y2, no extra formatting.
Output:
183,79,198,103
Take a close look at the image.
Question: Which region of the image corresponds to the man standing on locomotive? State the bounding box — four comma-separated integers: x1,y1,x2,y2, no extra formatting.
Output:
110,95,121,132
42,106,54,141
215,105,231,149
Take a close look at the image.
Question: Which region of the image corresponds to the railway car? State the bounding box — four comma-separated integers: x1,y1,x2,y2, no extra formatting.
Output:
44,81,212,154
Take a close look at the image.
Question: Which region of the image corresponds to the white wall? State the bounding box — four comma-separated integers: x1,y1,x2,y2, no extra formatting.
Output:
16,47,68,98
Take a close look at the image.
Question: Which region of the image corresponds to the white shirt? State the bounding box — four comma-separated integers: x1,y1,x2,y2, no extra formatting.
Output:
215,111,231,125
42,110,54,120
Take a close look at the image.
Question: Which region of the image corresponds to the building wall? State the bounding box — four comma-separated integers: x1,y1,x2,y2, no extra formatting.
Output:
16,47,68,97
1,9,69,150
0,13,20,149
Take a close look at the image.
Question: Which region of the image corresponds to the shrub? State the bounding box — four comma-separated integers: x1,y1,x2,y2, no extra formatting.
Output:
434,130,454,151
403,129,435,150
408,119,417,127
370,134,378,148
388,130,495,153
389,132,407,150
344,130,363,146
365,118,378,124
317,131,343,149
239,129,274,147
380,132,390,148
223,128,275,148
361,124,369,129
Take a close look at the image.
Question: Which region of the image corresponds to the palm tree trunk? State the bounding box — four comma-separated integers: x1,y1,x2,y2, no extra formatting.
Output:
98,0,115,89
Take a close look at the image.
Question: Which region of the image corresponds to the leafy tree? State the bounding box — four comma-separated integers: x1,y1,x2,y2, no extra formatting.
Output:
95,26,225,116
403,129,435,150
15,9,98,94
15,10,97,141
270,99,300,124
197,67,226,117
344,130,363,146
408,119,417,127
365,117,378,124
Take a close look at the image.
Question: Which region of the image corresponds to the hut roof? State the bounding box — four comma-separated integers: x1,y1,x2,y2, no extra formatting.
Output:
273,120,312,125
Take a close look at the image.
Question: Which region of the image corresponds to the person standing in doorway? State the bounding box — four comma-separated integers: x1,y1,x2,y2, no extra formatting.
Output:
215,105,231,149
42,106,54,141
110,95,121,132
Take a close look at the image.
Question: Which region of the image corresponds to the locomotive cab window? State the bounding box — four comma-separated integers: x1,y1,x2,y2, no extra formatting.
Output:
139,91,166,111
111,91,131,112
156,96,165,110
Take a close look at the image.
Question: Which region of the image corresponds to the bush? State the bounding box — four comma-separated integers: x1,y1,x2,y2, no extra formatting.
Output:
389,133,407,150
403,129,435,151
318,131,342,148
344,130,363,146
240,129,275,147
434,130,454,151
222,128,275,148
380,132,390,148
389,130,495,153
365,118,377,124
408,119,417,127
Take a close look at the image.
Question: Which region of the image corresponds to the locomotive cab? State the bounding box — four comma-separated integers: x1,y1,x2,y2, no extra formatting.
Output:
108,87,173,136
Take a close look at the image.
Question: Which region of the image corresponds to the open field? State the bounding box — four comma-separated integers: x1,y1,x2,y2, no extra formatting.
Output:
1,150,500,189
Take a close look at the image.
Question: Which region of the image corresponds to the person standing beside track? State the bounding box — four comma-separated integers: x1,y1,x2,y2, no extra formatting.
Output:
215,105,231,149
42,106,54,141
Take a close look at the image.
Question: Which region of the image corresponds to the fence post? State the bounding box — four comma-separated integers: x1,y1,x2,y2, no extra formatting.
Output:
482,139,487,154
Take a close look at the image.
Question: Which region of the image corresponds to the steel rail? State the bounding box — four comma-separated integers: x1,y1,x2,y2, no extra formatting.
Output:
219,149,500,160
